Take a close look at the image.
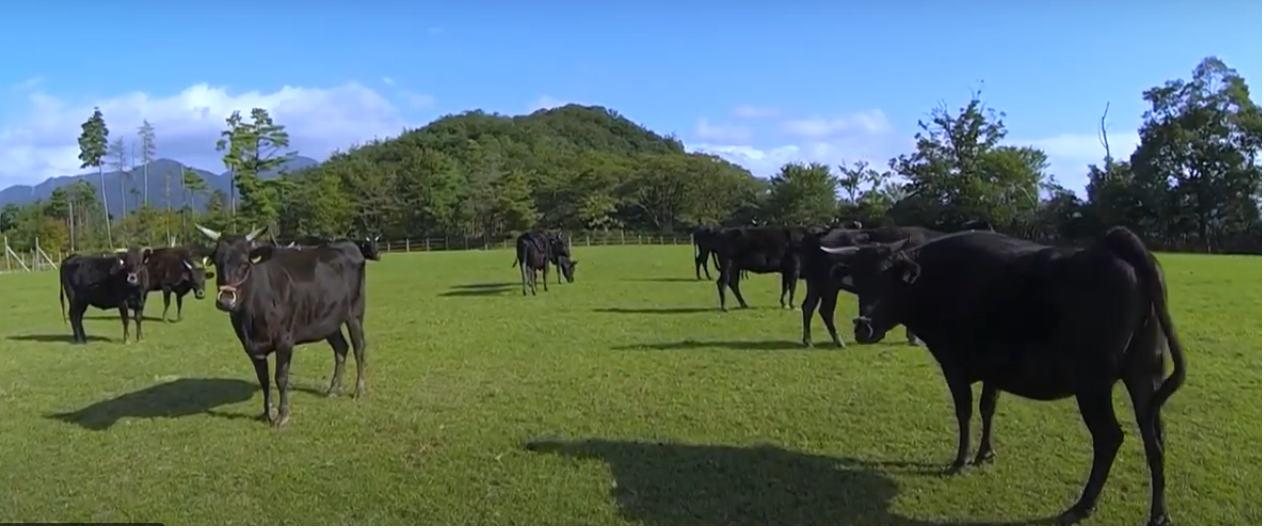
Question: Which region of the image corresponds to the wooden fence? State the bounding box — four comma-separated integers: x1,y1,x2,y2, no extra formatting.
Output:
373,231,695,254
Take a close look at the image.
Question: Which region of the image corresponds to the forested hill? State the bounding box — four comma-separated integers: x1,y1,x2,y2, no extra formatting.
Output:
271,104,768,239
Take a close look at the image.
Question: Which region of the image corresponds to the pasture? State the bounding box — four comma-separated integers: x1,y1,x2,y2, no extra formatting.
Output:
0,245,1258,525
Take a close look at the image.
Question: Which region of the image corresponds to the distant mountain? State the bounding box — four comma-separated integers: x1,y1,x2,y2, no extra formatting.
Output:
0,156,319,216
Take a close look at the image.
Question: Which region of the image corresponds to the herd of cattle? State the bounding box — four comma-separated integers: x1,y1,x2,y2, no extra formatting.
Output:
51,218,1186,525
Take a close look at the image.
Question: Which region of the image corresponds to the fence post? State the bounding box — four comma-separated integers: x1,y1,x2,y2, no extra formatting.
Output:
405,239,410,252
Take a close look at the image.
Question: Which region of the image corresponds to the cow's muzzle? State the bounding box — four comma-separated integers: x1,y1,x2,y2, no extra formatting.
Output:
215,286,238,311
193,288,206,300
852,317,885,344
126,272,139,286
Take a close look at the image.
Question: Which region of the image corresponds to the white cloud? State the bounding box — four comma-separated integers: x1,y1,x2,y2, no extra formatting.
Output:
693,118,750,143
9,77,43,91
381,76,396,86
528,95,573,112
1014,131,1140,192
782,109,892,139
0,82,418,186
402,91,436,110
732,105,779,118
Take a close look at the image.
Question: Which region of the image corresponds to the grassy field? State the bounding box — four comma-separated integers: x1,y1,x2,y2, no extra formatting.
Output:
0,245,1258,525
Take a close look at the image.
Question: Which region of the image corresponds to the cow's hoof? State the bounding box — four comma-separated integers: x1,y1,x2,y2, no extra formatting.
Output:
324,387,342,398
353,384,367,399
271,411,290,428
257,408,276,422
802,340,813,348
1147,514,1171,526
1055,506,1091,526
944,462,968,476
833,340,846,349
971,450,995,466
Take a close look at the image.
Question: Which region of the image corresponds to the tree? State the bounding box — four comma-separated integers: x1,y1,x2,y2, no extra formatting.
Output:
138,120,164,240
77,108,111,247
217,108,296,232
1131,56,1262,251
763,162,839,225
180,166,209,238
108,138,130,237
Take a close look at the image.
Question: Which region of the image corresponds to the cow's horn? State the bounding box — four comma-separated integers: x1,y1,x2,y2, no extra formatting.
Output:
820,245,862,256
285,241,296,248
244,225,267,242
195,224,221,240
183,260,194,270
114,247,127,253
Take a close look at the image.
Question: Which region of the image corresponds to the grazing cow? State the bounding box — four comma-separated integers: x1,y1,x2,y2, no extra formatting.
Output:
820,227,1186,525
800,225,942,347
58,247,153,344
513,231,555,295
543,231,578,284
144,247,215,322
195,224,370,428
690,226,724,280
711,226,812,311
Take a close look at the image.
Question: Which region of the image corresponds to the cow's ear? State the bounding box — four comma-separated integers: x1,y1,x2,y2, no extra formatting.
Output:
893,251,920,284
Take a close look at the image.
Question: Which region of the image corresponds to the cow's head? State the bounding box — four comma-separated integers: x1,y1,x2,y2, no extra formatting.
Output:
113,246,154,286
358,234,382,261
183,259,214,300
195,223,266,312
820,238,922,344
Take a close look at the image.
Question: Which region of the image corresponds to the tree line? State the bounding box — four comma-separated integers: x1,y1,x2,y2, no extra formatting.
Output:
2,56,1258,256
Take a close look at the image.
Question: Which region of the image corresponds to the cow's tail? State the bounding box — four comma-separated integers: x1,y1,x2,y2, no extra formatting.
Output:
58,277,67,324
511,256,519,268
1102,226,1187,423
690,231,701,259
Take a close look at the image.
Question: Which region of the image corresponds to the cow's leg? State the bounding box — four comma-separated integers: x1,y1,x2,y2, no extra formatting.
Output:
324,330,350,397
1056,385,1124,525
520,262,529,296
69,302,89,344
347,318,368,398
941,370,974,475
542,262,550,292
972,382,999,465
272,344,294,427
132,303,144,342
715,262,730,311
118,307,131,343
800,285,820,347
817,286,844,347
1124,371,1170,526
728,267,750,309
161,289,172,322
175,292,185,321
779,272,794,309
250,355,275,422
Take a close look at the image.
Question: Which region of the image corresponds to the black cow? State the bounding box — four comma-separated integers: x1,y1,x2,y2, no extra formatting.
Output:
195,224,370,428
513,231,554,295
820,227,1187,526
58,247,153,344
543,231,578,284
690,226,724,280
800,225,942,347
144,247,214,322
711,226,813,311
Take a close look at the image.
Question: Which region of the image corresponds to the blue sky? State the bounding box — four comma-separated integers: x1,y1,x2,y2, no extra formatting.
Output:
0,3,1259,196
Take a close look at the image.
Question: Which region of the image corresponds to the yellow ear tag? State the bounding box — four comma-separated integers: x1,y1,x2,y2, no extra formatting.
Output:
250,255,263,264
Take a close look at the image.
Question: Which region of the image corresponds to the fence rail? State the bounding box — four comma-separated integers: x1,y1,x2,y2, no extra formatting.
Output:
0,231,696,274
374,231,695,254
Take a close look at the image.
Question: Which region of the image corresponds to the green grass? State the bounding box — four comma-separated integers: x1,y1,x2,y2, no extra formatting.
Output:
0,246,1258,525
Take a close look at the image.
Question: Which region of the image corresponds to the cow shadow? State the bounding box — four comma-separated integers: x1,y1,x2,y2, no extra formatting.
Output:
593,307,714,315
524,439,1053,526
45,377,258,431
451,282,519,289
612,339,804,352
524,438,933,525
439,284,516,297
83,314,165,322
7,333,111,344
